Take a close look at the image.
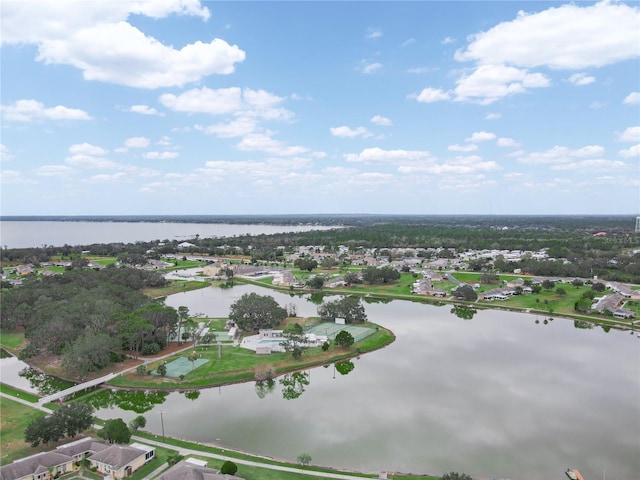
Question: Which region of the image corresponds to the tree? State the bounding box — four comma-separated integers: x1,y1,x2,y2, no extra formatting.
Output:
129,415,146,431
25,403,93,447
592,282,606,292
62,332,120,379
361,266,400,284
176,306,190,345
306,276,325,289
343,272,362,285
157,362,167,376
541,279,556,290
453,284,477,301
442,473,474,480
555,287,567,296
294,258,318,272
220,461,238,475
318,296,367,324
229,293,287,331
99,418,131,444
334,330,354,348
280,323,308,359
297,453,312,466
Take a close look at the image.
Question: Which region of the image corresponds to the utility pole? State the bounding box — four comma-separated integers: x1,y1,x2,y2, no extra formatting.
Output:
158,411,166,444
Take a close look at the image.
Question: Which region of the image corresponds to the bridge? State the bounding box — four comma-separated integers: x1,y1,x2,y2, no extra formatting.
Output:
38,372,117,405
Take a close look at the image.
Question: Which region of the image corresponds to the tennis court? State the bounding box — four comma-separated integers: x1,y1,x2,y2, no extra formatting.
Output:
305,322,375,342
152,356,209,377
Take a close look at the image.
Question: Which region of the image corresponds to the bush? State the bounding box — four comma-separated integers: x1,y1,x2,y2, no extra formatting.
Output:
220,461,237,475
167,454,184,466
141,342,161,355
136,364,147,375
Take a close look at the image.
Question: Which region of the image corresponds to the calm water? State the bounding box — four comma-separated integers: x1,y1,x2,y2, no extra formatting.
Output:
95,285,640,480
0,221,333,248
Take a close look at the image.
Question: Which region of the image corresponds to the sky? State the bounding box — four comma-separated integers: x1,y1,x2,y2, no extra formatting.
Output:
1,0,639,216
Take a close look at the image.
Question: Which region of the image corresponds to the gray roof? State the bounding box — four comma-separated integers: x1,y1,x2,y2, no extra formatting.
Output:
87,444,147,470
156,461,240,480
0,451,71,480
56,438,109,457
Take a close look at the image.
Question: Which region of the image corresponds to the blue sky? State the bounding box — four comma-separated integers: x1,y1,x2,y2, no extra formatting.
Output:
1,0,639,216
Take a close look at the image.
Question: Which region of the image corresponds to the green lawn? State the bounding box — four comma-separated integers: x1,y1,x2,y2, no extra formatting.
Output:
0,331,25,351
0,383,40,403
0,397,46,465
109,324,394,389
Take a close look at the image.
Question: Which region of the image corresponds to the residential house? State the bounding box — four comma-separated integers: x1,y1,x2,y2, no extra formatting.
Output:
87,443,155,479
0,439,154,480
156,458,241,480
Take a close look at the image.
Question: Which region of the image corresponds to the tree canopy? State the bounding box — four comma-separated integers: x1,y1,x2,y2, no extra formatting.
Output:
229,292,287,331
318,296,367,324
99,418,132,444
25,403,94,447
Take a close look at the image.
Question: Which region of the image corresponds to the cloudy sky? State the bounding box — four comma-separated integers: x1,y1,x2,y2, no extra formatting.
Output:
1,0,639,216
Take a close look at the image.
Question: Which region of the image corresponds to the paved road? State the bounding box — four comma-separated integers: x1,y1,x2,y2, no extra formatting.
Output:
132,435,378,480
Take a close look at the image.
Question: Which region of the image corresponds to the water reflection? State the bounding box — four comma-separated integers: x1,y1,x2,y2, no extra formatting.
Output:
19,367,74,395
450,304,477,320
279,371,310,400
254,379,276,399
182,390,201,401
334,360,355,376
84,389,168,413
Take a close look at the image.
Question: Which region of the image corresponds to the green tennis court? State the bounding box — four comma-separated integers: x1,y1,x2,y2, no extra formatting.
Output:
152,356,209,377
305,323,375,342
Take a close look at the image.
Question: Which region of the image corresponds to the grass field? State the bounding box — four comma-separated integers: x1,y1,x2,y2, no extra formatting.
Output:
0,383,40,403
142,280,209,298
108,324,394,389
0,397,46,465
0,331,25,352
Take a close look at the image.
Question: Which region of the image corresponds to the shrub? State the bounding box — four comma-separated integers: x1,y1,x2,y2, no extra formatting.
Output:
141,343,161,355
220,461,237,475
167,454,184,466
136,364,147,375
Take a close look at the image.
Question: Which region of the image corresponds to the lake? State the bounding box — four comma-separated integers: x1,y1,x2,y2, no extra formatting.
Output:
0,221,334,248
93,284,640,480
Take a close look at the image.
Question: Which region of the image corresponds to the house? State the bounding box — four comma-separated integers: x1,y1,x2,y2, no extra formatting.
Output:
177,242,196,249
0,439,154,480
0,451,75,480
156,458,241,480
87,443,155,479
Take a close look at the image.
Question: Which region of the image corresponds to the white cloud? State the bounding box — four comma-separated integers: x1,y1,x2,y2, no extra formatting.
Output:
618,126,640,143
568,73,595,86
0,144,14,162
1,99,91,122
35,165,74,177
550,159,627,171
497,137,521,148
157,136,172,147
455,1,640,70
398,155,500,175
413,87,450,103
236,132,308,156
485,113,502,120
619,144,640,158
344,147,433,165
85,173,127,183
623,92,640,105
466,131,496,143
197,117,257,138
448,144,478,153
441,36,455,45
360,62,382,74
65,154,118,169
160,87,293,122
366,28,382,39
571,145,604,157
590,101,607,109
68,143,107,156
1,1,244,89
160,87,242,114
330,126,372,138
454,64,550,104
517,145,607,165
143,151,179,160
406,66,437,75
371,115,392,126
125,137,150,148
401,38,415,48
129,104,163,116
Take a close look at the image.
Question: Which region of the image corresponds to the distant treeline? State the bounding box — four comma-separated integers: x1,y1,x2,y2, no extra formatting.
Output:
2,217,639,283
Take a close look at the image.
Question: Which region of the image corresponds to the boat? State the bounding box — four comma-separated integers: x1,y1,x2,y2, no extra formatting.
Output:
566,468,585,480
